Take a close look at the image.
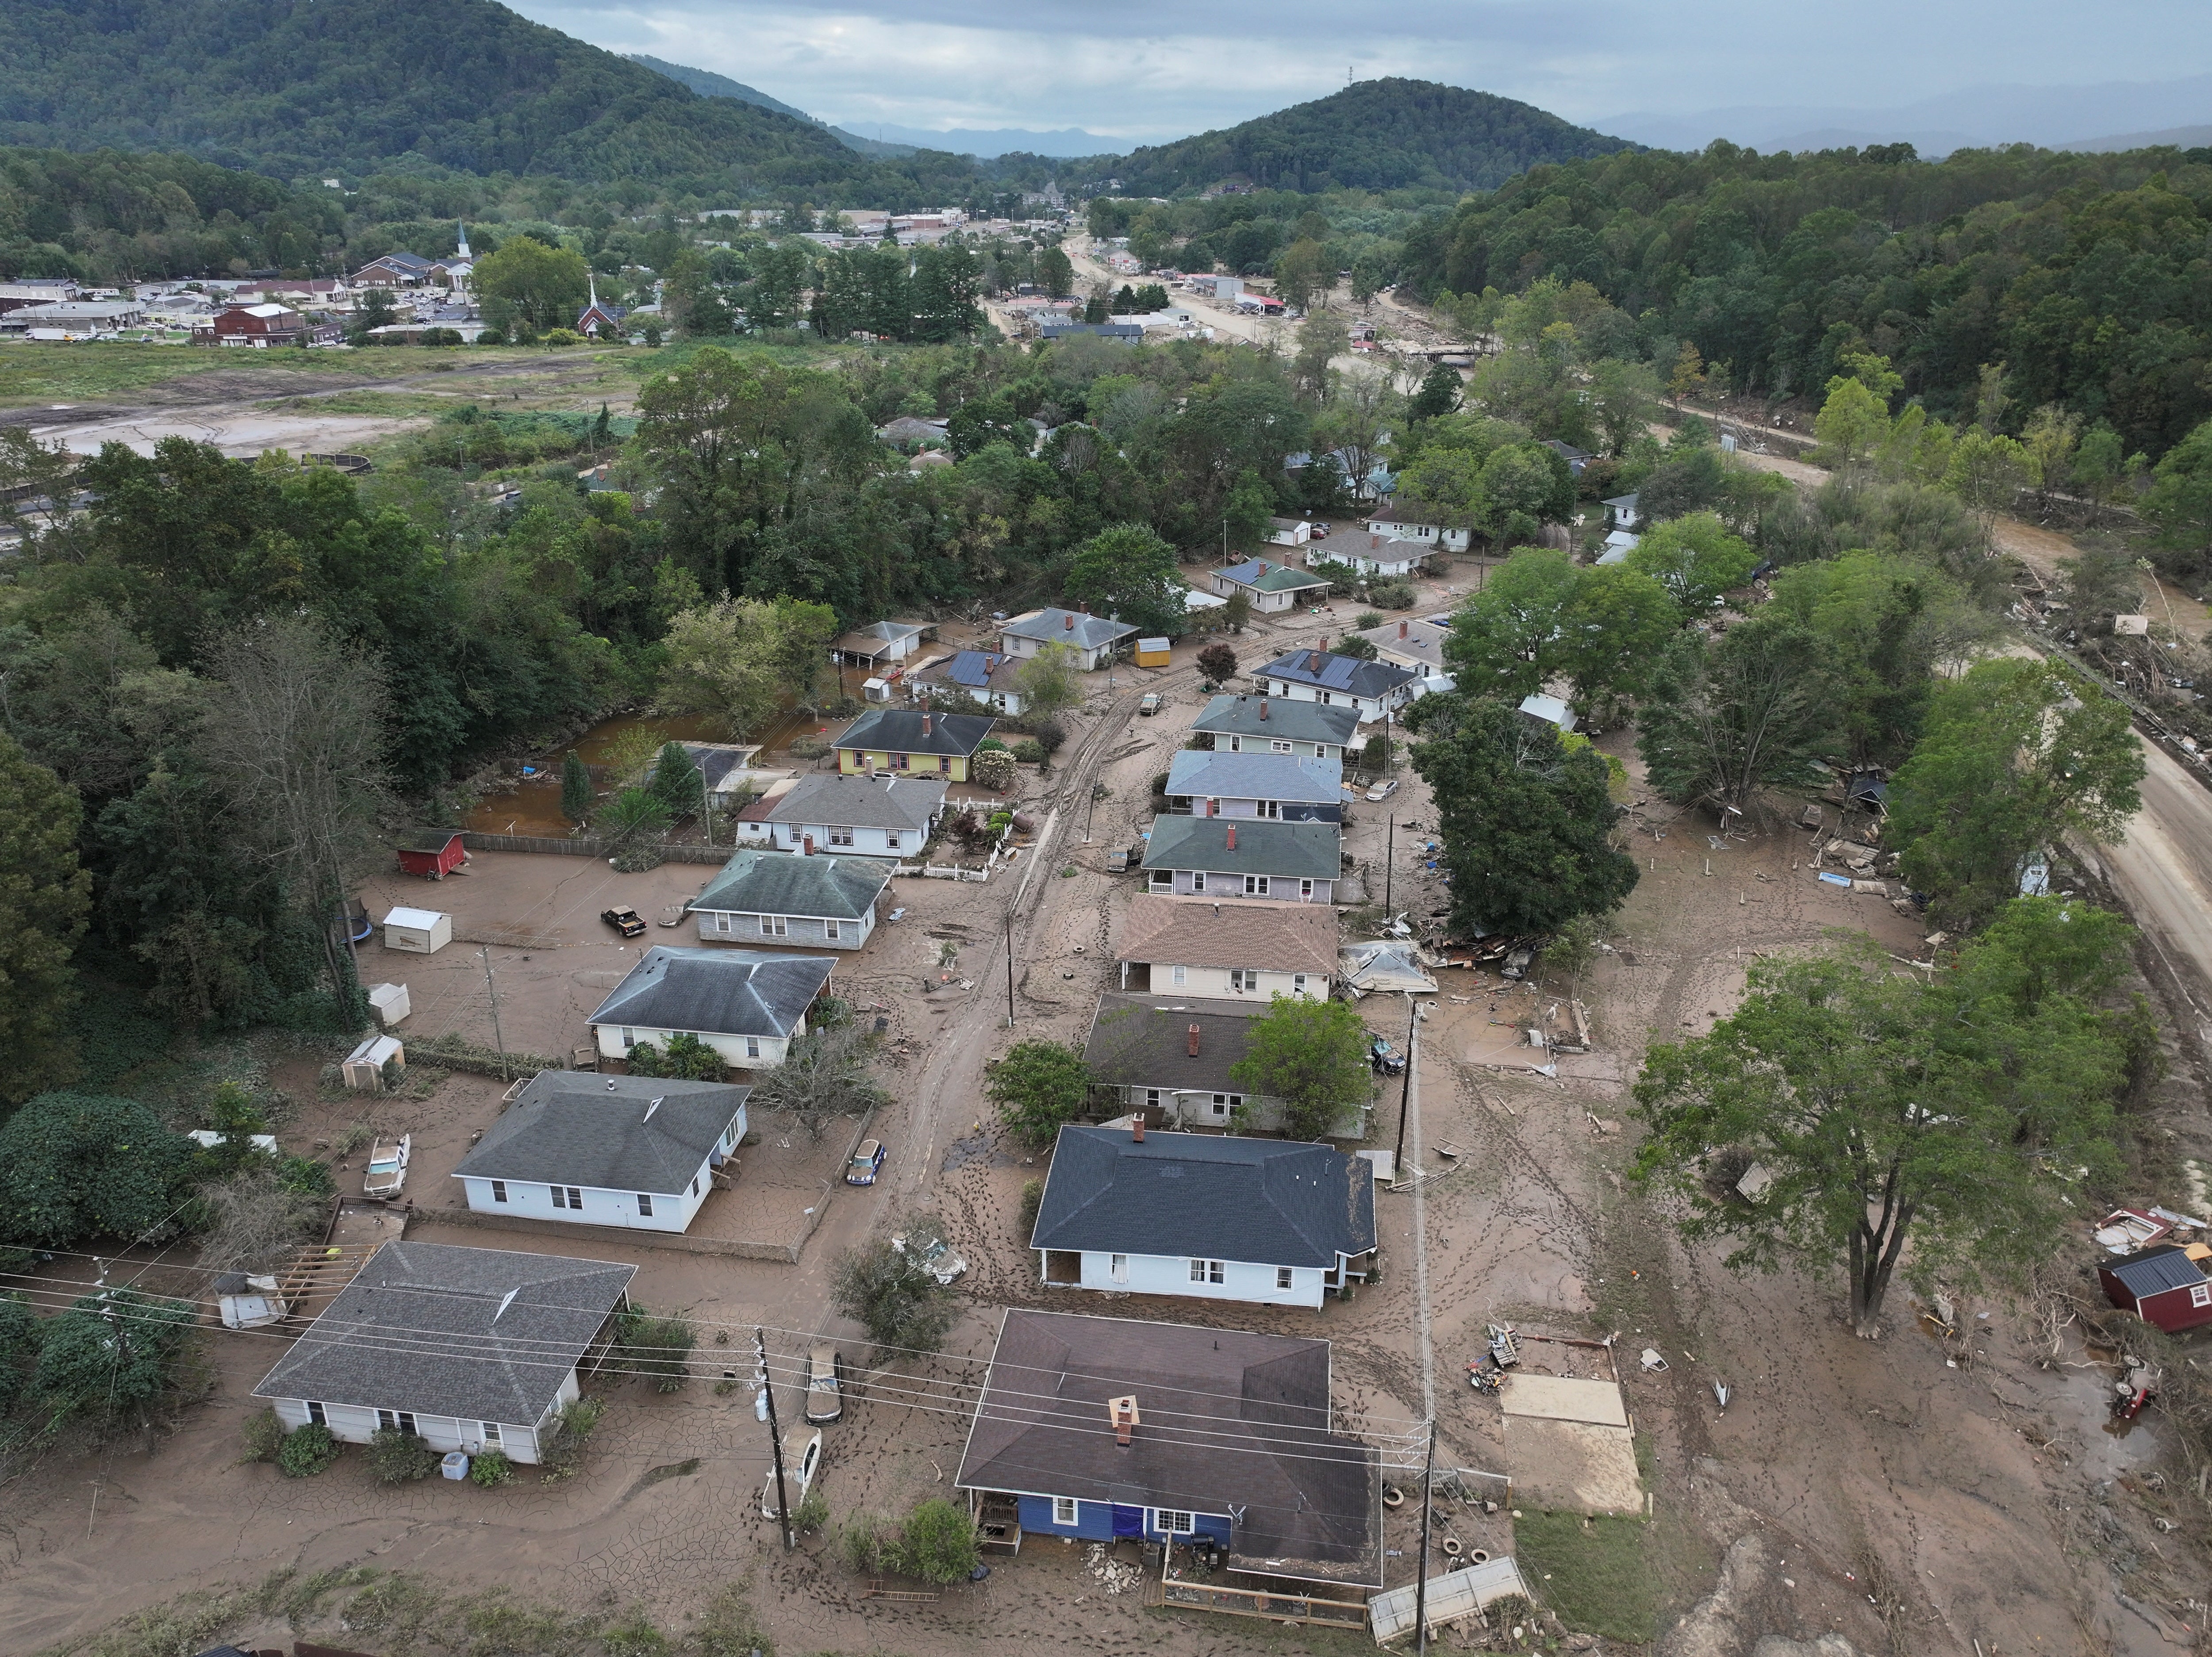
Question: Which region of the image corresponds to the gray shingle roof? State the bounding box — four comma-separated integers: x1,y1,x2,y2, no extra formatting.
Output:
453,1071,749,1195
1001,608,1141,650
836,708,995,758
1192,695,1360,747
1165,750,1343,804
587,947,833,1038
251,1242,634,1426
955,1309,1381,1586
690,848,893,921
1142,816,1340,880
2109,1245,2207,1298
761,773,945,832
1084,992,1263,1095
1259,650,1419,700
1032,1125,1376,1266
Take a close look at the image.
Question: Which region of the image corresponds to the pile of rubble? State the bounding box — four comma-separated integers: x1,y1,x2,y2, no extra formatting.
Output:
1082,1542,1145,1595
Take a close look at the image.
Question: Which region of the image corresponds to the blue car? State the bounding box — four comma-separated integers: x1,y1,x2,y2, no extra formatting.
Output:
845,1139,887,1186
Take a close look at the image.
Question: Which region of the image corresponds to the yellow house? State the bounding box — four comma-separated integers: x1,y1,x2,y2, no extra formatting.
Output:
833,707,995,783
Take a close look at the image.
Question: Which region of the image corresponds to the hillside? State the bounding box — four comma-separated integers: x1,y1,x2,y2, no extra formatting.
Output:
0,0,872,190
1087,78,1638,196
626,53,919,159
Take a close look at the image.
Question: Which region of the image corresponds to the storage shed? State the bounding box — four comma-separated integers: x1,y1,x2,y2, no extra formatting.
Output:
1134,637,1171,668
396,831,468,880
2098,1244,2212,1333
342,1033,406,1091
383,907,452,954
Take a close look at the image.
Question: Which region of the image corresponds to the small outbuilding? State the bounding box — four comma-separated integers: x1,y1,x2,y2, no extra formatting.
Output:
396,831,468,880
2098,1244,2212,1333
1134,637,1172,668
382,906,452,954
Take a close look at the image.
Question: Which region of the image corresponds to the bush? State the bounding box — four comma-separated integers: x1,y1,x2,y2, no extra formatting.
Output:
1018,1178,1044,1239
470,1446,515,1486
899,1497,981,1584
625,1032,725,1080
970,747,1016,791
1195,642,1238,685
241,1405,287,1462
541,1394,606,1480
789,735,830,759
366,1428,441,1483
1356,610,1386,629
837,1513,894,1575
1011,739,1045,763
1186,730,1215,750
794,1483,830,1532
601,1609,671,1657
830,1234,956,1355
1031,717,1066,755
277,1421,339,1477
1369,577,1418,609
987,1041,1091,1150
616,1305,697,1391
543,328,584,346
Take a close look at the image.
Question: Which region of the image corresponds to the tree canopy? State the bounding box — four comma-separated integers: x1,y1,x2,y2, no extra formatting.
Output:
1228,995,1374,1141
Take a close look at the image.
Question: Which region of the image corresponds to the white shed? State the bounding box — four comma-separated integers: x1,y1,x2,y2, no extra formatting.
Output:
368,982,412,1027
383,906,452,954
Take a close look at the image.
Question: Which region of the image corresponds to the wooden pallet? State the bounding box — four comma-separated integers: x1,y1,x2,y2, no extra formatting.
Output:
862,1580,941,1604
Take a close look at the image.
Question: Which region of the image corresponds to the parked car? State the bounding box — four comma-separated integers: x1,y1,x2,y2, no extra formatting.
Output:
760,1428,823,1518
1369,1036,1406,1076
1310,522,1331,538
845,1138,887,1185
601,905,647,938
891,1230,968,1285
364,1134,411,1197
1138,692,1162,716
1365,778,1401,802
804,1343,845,1424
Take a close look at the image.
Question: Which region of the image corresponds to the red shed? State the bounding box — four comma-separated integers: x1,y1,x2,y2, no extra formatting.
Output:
2098,1244,2212,1333
396,831,468,880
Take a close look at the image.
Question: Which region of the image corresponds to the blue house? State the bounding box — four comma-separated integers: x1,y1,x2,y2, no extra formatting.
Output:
955,1308,1382,1586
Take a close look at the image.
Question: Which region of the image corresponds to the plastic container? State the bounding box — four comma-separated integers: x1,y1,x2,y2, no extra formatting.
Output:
441,1451,470,1481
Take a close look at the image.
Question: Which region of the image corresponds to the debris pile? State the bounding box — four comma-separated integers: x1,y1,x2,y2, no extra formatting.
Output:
1083,1543,1144,1595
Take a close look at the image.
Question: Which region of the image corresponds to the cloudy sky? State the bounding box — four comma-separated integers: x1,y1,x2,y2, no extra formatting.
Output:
512,0,2212,147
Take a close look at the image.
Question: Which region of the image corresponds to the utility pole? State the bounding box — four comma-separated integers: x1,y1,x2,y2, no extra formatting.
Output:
1385,810,1394,916
757,1329,795,1552
1391,993,1416,1181
1413,1419,1436,1654
701,758,714,848
1006,906,1018,1029
480,945,509,1082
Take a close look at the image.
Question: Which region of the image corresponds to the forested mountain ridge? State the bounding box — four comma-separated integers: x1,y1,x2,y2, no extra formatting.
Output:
1083,79,1638,197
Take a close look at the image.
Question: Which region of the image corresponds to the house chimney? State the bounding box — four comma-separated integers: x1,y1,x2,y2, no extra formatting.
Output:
1064,613,1075,630
1259,700,1268,720
922,711,932,736
1399,619,1409,638
802,834,814,855
1187,1024,1201,1056
1225,825,1236,851
1109,1394,1140,1446
1258,560,1269,575
1309,652,1326,671
1206,798,1217,817
1132,1114,1145,1143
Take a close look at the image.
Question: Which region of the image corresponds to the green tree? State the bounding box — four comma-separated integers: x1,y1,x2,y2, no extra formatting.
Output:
1013,641,1083,720
35,1287,196,1420
2143,418,2212,575
1037,244,1074,299
624,1032,725,1081
1440,548,1581,702
649,740,703,818
658,596,840,737
1410,697,1638,937
1408,361,1463,422
0,735,93,1107
1889,658,2143,926
1635,616,1833,815
831,1233,956,1356
0,1091,196,1249
987,1040,1092,1150
1586,357,1660,456
1065,523,1187,639
1478,443,1572,543
1810,377,1891,469
1229,995,1373,1140
1943,430,2033,521
899,1498,982,1584
1624,511,1759,612
616,1304,698,1392
0,1293,39,1406
561,749,593,824
1558,564,1680,705
1222,469,1275,552
473,238,592,336
1632,911,2134,1335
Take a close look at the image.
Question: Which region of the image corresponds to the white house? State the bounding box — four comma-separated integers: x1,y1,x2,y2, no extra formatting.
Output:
1164,749,1344,822
587,947,833,1069
1082,992,1369,1136
1255,648,1420,724
1207,558,1332,615
754,772,946,858
830,619,928,671
1603,492,1641,530
251,1243,634,1465
1115,896,1338,1000
1312,533,1434,579
999,608,1140,672
1596,529,1640,565
1141,816,1340,903
1349,615,1453,694
1361,507,1470,551
1191,694,1358,761
686,846,891,950
452,1071,749,1233
1030,1124,1378,1308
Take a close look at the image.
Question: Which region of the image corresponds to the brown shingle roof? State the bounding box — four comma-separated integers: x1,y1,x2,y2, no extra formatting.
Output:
1115,897,1338,978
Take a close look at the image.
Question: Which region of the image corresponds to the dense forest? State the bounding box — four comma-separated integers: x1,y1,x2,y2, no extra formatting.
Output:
1399,141,2212,460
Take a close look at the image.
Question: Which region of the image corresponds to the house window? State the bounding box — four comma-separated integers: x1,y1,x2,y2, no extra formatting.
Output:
760,914,788,937
2194,1285,2212,1309
1300,879,1316,899
1271,739,1293,754
1229,970,1256,993
1260,800,1282,819
1053,1496,1079,1527
1144,1089,1164,1112
480,1421,503,1447
307,1400,327,1427
828,827,855,847
1226,736,1242,752
1110,1254,1129,1283
1190,871,1206,893
1209,1093,1240,1118
1189,1259,1225,1284
1318,692,1332,705
620,1027,637,1050
1273,683,1289,696
1277,1267,1294,1290
1171,966,1187,987
712,912,734,934
690,1178,699,1197
1154,1509,1194,1534
1149,870,1173,889
1244,875,1270,896
886,832,902,851
637,1193,654,1217
551,1185,583,1208
825,919,842,941
489,1180,508,1204
890,752,910,771
746,1036,762,1060
377,1409,417,1435
1292,974,1309,998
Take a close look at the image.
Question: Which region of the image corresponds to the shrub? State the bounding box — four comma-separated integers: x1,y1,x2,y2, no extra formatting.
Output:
541,1394,606,1480
898,1497,981,1584
469,1446,514,1486
794,1482,830,1532
1369,577,1418,609
970,744,1017,789
543,328,584,346
830,1233,956,1355
241,1405,287,1462
837,1513,894,1574
1356,610,1386,629
1195,642,1238,685
1031,717,1066,756
788,735,830,759
691,1585,776,1657
600,1608,670,1657
1186,731,1215,750
616,1305,697,1391
987,1041,1091,1150
1011,739,1045,764
366,1428,441,1483
1018,1178,1044,1239
626,1032,724,1080
277,1421,339,1477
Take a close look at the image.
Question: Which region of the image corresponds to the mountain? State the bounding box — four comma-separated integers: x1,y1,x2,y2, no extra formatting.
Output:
2062,124,2212,153
0,0,869,188
624,53,919,158
1088,78,1637,196
855,123,1116,160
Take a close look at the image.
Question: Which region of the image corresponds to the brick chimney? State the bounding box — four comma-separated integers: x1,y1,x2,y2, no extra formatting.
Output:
1225,825,1236,851
1064,613,1075,629
1131,1114,1145,1143
1109,1394,1139,1447
1187,1023,1201,1056
802,834,814,855
922,711,932,737
1309,651,1326,671
1259,700,1268,720
1399,619,1409,638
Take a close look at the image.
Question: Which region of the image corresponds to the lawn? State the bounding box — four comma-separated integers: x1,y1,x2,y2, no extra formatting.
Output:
1513,1509,1662,1642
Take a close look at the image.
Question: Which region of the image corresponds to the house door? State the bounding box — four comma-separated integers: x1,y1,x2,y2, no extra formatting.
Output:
1110,1505,1145,1538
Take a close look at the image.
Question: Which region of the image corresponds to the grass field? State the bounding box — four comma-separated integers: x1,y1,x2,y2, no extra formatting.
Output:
0,341,649,410
1513,1510,1661,1642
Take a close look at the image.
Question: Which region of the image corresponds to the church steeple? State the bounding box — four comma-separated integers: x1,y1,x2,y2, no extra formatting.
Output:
456,220,471,260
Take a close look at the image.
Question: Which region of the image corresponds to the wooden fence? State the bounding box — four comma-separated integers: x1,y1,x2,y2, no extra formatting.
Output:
1146,1578,1368,1628
458,830,727,865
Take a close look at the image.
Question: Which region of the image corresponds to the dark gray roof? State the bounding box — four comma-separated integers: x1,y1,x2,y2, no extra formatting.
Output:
1165,750,1343,804
763,773,945,832
1032,1125,1376,1266
1259,650,1419,700
1141,816,1340,879
1192,695,1360,747
837,707,995,758
2108,1245,2207,1298
453,1070,749,1194
251,1242,634,1425
1084,992,1263,1094
680,743,758,793
690,848,893,921
587,947,833,1037
956,1309,1381,1586
1002,608,1141,650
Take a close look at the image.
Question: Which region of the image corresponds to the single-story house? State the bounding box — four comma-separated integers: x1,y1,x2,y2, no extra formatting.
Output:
1541,438,1592,475
1361,508,1469,552
954,1308,1382,1586
1208,558,1332,615
1164,750,1343,823
1518,693,1578,733
682,742,765,803
1142,815,1339,902
831,619,929,669
1031,1123,1378,1305
834,708,995,782
1603,492,1641,530
1083,991,1368,1135
999,608,1141,671
1192,695,1358,762
1312,534,1434,579
1264,516,1312,547
251,1242,635,1465
915,648,1028,715
1256,649,1419,723
687,847,892,951
587,947,834,1068
754,772,945,857
1595,529,1640,565
1116,896,1338,1000
1350,615,1453,691
2098,1245,2212,1333
452,1071,748,1233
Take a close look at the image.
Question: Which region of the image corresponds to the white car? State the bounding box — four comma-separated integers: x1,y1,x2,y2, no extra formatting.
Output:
892,1231,968,1285
1365,778,1401,802
761,1428,822,1519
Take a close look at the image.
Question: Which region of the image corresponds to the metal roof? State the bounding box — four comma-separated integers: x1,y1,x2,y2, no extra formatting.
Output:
2108,1245,2207,1298
1192,695,1360,747
453,1071,749,1195
689,848,893,921
587,947,834,1038
1141,815,1340,879
1165,749,1343,804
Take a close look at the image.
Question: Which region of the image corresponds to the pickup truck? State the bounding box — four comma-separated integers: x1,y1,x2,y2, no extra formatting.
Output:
1138,692,1162,716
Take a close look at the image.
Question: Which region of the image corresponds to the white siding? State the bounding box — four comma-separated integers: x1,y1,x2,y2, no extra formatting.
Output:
591,1023,799,1067
1143,964,1321,1000
456,1115,730,1231
1220,734,1340,760
764,821,922,858
694,905,874,949
1152,870,1330,902
1059,1250,1328,1309
269,1391,555,1463
1263,681,1401,725
1121,1083,1367,1139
